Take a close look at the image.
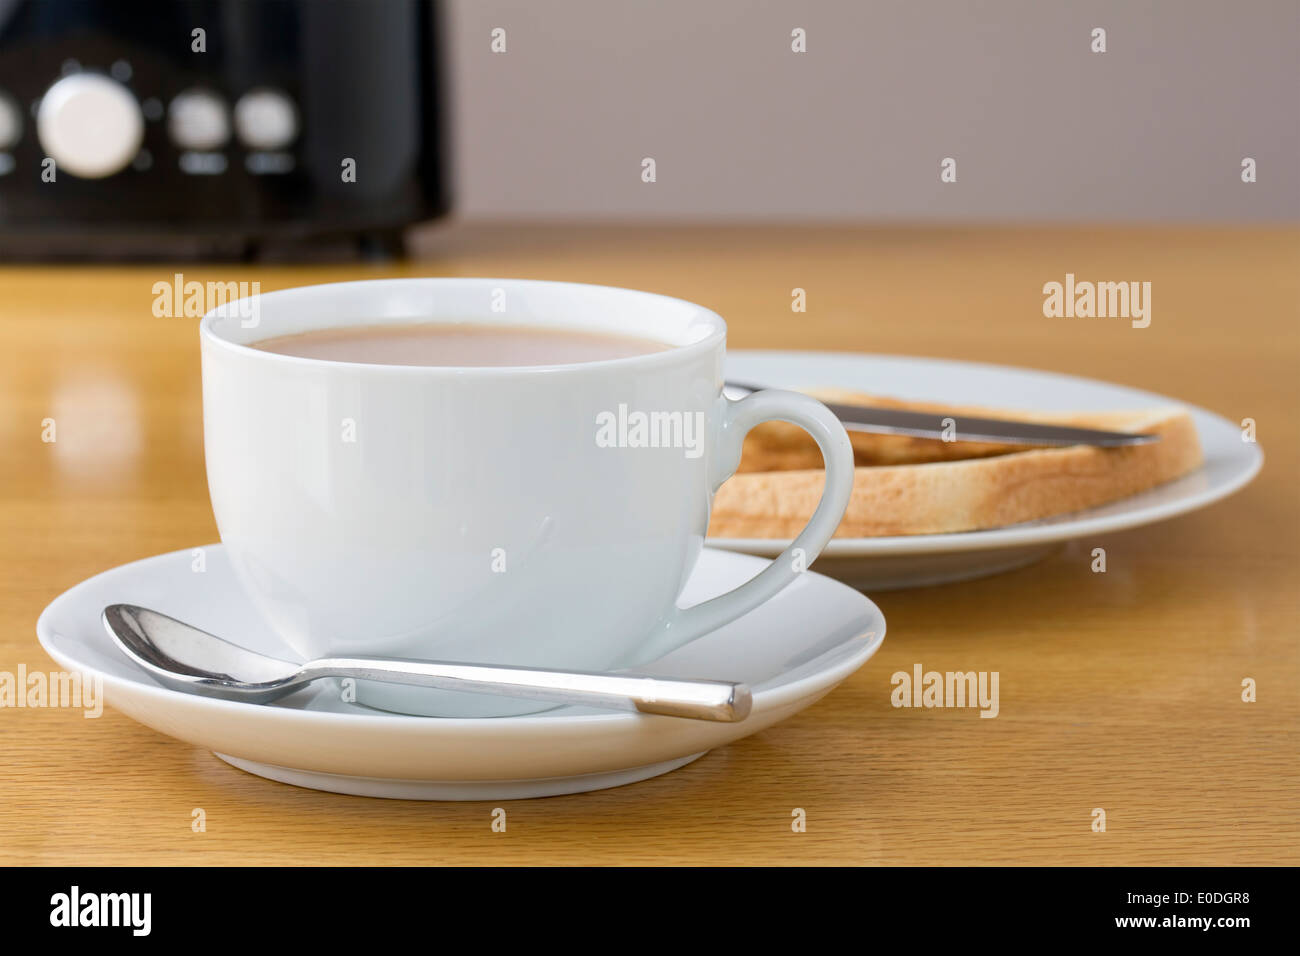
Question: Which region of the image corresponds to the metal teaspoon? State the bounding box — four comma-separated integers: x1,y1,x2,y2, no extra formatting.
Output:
101,604,751,722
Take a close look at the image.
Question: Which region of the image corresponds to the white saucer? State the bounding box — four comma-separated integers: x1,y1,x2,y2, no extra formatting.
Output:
715,351,1264,590
35,545,884,800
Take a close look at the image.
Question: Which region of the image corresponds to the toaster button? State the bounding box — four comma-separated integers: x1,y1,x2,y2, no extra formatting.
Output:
36,72,143,178
168,89,230,151
233,88,298,151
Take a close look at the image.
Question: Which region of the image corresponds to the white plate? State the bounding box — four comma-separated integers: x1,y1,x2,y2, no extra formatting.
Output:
36,545,884,800
713,351,1263,590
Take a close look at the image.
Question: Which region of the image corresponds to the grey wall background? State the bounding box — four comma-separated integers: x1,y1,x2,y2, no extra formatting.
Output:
443,0,1299,222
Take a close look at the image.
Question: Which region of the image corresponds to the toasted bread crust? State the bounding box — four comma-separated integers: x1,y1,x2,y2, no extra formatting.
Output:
709,391,1204,538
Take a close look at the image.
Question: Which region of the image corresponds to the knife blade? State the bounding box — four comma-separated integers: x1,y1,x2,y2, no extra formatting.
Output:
723,381,1159,448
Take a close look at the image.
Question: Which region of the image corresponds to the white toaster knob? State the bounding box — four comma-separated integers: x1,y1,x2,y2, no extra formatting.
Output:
37,72,144,178
168,89,231,151
233,88,298,151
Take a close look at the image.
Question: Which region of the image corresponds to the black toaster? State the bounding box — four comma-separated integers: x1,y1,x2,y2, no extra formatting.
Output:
0,0,450,259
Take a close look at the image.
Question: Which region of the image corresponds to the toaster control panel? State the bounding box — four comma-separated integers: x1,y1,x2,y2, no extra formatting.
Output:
0,65,302,180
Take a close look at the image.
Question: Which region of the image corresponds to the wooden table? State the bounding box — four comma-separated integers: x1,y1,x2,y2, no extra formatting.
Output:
1,224,1295,865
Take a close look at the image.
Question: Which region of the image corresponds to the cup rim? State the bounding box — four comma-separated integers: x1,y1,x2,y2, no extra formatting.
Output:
199,277,727,376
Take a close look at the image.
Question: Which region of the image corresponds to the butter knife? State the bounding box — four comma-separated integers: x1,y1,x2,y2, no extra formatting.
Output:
724,381,1159,448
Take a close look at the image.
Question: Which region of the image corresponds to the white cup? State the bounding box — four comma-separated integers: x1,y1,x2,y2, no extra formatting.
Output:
200,278,854,716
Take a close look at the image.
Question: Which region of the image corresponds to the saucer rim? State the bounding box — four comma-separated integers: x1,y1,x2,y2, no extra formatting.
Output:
35,544,885,731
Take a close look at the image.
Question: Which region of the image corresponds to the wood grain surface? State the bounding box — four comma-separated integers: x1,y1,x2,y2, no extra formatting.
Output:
1,224,1295,865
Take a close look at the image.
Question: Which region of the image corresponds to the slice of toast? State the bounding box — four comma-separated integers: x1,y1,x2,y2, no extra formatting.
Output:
708,388,1204,538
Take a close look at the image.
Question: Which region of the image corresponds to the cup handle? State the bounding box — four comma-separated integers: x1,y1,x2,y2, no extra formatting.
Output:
633,388,855,664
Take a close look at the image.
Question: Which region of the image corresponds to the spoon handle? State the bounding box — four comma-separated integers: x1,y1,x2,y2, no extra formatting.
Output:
307,657,752,722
